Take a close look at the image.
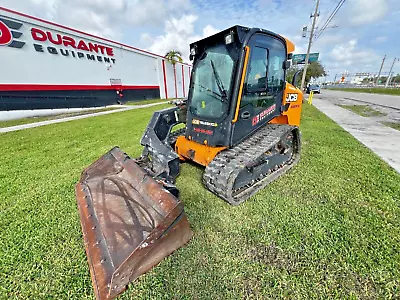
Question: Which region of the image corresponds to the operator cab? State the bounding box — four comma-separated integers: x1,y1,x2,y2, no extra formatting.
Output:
186,25,292,147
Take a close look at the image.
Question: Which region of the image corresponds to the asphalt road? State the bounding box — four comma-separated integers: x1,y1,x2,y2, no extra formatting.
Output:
321,89,400,110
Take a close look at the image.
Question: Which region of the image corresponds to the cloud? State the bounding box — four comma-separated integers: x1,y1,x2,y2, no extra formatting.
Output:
339,0,389,26
125,0,191,26
314,34,346,47
1,0,126,38
1,0,193,39
141,15,218,61
328,39,380,71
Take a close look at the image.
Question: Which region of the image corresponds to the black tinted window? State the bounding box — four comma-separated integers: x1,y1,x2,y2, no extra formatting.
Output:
240,35,286,111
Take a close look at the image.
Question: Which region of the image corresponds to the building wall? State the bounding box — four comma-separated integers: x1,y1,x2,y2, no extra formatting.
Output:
0,7,191,110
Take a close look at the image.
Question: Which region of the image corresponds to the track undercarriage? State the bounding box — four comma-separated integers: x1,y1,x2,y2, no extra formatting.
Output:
203,124,301,205
138,105,301,205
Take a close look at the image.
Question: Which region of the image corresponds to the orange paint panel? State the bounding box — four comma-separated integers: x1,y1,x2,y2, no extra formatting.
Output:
175,136,226,167
280,35,295,53
270,82,303,127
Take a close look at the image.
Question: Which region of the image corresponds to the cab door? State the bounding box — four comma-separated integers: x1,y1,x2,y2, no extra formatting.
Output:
231,34,287,145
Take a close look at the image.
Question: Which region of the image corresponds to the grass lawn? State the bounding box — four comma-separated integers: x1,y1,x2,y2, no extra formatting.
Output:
382,122,400,131
125,98,171,106
0,105,399,299
338,104,386,118
329,87,400,96
0,107,120,128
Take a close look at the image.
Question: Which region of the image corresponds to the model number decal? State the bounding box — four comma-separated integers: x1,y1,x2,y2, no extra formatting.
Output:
252,104,276,126
286,93,298,102
193,127,213,135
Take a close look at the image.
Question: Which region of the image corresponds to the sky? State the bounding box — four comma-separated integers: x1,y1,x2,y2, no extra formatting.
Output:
1,0,399,81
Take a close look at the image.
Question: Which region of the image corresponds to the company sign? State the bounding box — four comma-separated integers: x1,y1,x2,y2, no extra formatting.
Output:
252,104,276,126
0,16,116,64
0,17,25,48
292,53,319,64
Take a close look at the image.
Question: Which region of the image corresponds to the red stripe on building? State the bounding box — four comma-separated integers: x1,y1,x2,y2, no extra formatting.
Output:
182,65,185,97
173,66,177,98
0,84,159,92
162,60,168,99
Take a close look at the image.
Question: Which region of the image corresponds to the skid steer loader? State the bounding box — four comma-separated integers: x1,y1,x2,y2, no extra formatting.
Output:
76,25,303,299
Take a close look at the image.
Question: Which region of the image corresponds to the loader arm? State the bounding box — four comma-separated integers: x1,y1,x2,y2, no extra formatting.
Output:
139,105,183,183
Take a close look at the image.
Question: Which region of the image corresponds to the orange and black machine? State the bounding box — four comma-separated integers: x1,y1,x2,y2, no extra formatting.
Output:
76,25,303,299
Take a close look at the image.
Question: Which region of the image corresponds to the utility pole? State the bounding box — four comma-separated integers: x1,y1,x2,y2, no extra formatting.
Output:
375,55,386,86
300,0,320,91
385,58,398,88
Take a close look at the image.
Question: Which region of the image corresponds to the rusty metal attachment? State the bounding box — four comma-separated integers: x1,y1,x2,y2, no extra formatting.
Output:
75,147,193,300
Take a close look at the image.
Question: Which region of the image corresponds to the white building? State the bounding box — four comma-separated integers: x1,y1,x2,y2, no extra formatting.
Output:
0,6,191,111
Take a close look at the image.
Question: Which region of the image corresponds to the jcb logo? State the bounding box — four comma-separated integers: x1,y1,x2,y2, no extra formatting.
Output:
285,93,298,102
0,17,25,48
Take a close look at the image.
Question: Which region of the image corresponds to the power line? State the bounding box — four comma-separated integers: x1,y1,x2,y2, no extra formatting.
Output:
313,0,346,43
313,0,345,42
300,0,320,91
316,0,338,29
313,0,343,43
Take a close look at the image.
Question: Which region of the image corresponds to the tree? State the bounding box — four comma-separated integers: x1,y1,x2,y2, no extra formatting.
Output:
287,61,326,87
304,61,327,84
286,65,300,83
378,76,388,84
165,50,183,98
165,50,183,65
362,77,374,84
393,74,400,83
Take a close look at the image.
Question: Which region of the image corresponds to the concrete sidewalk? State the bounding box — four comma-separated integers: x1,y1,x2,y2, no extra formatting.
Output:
0,102,165,134
312,98,400,173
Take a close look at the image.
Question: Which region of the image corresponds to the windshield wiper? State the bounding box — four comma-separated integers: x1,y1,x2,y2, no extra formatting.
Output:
210,60,227,101
197,83,224,100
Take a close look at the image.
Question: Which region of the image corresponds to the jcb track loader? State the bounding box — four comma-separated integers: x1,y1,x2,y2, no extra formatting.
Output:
76,25,303,299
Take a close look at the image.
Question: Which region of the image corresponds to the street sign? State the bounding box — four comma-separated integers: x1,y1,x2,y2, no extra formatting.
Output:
292,53,319,64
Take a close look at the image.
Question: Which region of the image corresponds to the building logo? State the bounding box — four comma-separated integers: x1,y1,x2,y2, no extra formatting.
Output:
0,16,115,64
31,27,116,62
0,17,25,48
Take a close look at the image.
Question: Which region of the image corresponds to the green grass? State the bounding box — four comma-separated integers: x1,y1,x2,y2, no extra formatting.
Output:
329,87,400,96
125,98,170,106
1,105,399,299
382,122,400,131
338,104,386,117
0,107,120,128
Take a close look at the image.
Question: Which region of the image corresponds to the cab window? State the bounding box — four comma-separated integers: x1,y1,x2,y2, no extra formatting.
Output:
240,36,286,111
246,47,268,92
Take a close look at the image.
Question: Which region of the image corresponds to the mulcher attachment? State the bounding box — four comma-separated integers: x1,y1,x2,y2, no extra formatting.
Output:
75,147,193,300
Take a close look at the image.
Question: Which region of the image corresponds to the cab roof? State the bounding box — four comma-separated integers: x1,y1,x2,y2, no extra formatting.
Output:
190,25,295,54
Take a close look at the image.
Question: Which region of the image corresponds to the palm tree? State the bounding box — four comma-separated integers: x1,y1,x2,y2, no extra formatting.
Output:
165,50,183,65
165,50,183,98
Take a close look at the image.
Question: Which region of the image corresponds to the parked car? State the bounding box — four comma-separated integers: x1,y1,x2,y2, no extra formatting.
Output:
306,84,321,94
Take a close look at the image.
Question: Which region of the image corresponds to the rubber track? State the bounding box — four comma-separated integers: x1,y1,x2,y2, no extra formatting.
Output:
203,124,301,205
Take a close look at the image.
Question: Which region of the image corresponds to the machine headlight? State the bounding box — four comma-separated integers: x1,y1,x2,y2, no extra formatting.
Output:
224,33,234,44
